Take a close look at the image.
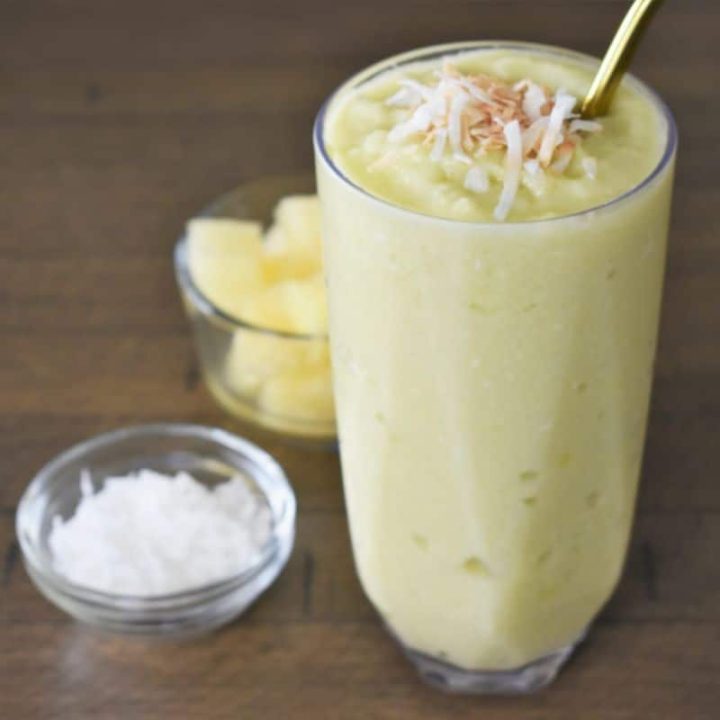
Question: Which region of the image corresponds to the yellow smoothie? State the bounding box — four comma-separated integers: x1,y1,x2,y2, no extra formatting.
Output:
315,43,675,677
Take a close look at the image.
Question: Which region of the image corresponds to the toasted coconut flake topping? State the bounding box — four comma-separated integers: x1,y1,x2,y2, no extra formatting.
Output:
524,159,541,176
448,91,471,155
495,120,523,221
569,119,603,134
521,82,549,121
582,156,598,180
385,61,603,219
550,144,574,175
386,85,419,108
464,166,489,194
522,117,550,155
430,128,448,162
537,91,576,167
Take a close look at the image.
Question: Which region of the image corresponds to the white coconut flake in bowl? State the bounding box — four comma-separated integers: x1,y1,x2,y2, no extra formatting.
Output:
49,468,273,597
16,424,296,637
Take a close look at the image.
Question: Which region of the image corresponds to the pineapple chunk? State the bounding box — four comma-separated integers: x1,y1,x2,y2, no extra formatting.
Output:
260,369,335,423
186,196,336,428
261,195,323,283
236,286,291,333
284,274,328,334
240,275,328,334
274,195,322,249
262,224,321,284
187,218,264,318
224,358,263,399
224,330,329,398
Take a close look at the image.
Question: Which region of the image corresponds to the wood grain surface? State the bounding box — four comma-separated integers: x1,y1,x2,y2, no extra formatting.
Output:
1,1,718,718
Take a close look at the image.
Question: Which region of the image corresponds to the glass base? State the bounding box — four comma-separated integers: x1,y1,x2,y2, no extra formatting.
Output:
396,634,584,695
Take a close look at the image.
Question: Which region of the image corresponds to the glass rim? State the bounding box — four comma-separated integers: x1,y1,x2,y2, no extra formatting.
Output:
15,422,296,607
313,40,678,227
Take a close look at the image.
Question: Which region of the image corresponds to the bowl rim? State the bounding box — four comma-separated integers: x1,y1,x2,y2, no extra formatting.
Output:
16,422,297,609
174,174,328,342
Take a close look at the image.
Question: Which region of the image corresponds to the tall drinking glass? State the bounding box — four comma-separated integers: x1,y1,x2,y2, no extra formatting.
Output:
314,42,676,693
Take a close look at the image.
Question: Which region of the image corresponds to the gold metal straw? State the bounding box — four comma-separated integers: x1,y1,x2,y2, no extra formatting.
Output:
581,0,665,118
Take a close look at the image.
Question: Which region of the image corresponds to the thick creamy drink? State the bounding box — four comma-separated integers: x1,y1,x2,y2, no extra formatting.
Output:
314,42,675,692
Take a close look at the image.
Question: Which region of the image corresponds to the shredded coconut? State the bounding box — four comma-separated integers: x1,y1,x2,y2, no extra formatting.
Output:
523,159,541,176
430,129,447,162
569,119,603,134
522,117,550,155
48,469,273,596
537,90,576,167
495,120,523,221
550,155,571,175
386,85,419,108
400,78,434,102
453,151,473,165
448,91,471,155
521,82,549,121
464,166,489,194
384,60,603,220
582,156,598,180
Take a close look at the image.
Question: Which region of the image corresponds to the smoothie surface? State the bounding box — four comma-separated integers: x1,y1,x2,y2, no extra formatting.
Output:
323,48,666,222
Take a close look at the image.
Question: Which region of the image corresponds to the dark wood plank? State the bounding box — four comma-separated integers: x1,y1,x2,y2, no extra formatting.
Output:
0,622,718,720
1,0,718,717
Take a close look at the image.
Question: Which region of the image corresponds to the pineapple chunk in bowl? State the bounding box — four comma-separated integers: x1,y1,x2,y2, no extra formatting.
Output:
174,175,335,443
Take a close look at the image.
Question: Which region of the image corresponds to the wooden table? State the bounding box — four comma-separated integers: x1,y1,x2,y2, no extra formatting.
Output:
1,1,718,717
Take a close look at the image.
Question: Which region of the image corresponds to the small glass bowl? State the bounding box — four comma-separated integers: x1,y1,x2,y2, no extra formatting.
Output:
16,423,296,636
175,175,336,444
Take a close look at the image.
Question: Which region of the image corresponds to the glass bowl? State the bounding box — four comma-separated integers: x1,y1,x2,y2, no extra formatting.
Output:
174,175,336,443
16,423,296,636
